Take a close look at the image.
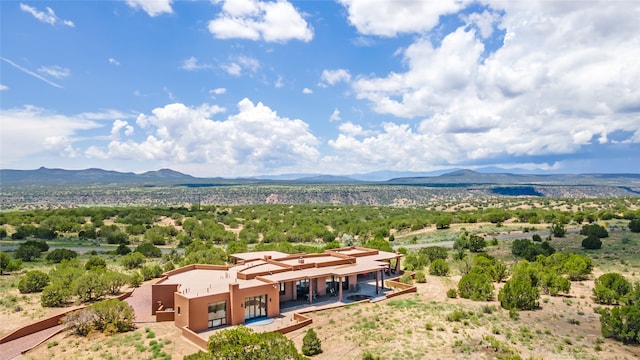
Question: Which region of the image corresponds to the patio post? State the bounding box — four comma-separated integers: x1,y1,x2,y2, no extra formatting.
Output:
309,278,313,305
338,277,343,302
375,270,379,294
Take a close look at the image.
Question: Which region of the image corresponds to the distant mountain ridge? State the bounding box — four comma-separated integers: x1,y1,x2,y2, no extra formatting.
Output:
1,167,640,187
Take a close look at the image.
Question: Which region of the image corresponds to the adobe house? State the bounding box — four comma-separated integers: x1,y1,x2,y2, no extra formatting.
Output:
151,247,401,333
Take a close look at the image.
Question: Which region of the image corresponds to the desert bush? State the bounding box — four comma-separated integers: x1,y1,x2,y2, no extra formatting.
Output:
600,304,640,344
447,288,458,298
399,273,413,285
141,263,163,281
41,282,71,307
121,252,146,269
593,273,632,305
302,328,322,356
458,272,493,301
46,248,78,263
629,218,640,233
414,270,427,283
135,242,162,258
582,234,603,250
580,224,609,238
85,256,107,270
63,299,135,336
429,258,449,276
18,270,49,293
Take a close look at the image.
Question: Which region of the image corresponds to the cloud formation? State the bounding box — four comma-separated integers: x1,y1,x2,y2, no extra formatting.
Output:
339,0,466,37
38,65,70,79
20,3,74,27
0,106,102,167
338,1,640,170
87,99,321,176
209,0,313,43
126,0,173,17
319,69,351,87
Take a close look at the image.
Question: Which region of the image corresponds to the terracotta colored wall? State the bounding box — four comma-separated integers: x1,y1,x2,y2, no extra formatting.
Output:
174,293,190,329
228,282,279,326
151,283,178,315
181,326,208,350
156,310,175,322
187,293,230,332
316,277,327,296
279,281,295,302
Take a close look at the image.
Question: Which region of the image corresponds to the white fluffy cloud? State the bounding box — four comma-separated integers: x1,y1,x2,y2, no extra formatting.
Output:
209,0,313,43
181,56,212,71
302,88,312,94
126,0,173,17
20,3,74,27
319,69,351,87
339,0,468,37
0,84,7,91
0,106,102,167
88,99,320,176
339,2,640,170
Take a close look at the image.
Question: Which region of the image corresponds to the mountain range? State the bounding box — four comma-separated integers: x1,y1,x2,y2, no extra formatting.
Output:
2,167,640,187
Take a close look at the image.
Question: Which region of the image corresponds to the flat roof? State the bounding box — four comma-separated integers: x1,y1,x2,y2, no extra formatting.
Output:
277,254,344,267
231,251,289,261
157,247,401,299
158,268,268,299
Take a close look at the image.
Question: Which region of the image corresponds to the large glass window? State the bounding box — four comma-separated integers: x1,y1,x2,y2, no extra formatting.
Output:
207,301,226,328
244,294,267,320
279,282,286,295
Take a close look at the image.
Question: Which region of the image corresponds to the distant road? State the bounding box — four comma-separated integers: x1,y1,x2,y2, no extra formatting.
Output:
393,229,580,250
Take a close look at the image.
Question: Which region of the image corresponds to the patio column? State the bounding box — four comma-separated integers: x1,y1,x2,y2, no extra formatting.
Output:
375,270,379,294
309,278,313,305
338,277,343,302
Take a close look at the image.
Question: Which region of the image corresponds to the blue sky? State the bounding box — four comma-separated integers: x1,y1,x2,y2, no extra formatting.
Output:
1,0,639,177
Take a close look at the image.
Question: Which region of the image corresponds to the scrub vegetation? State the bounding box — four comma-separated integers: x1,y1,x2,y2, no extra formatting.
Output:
0,196,639,359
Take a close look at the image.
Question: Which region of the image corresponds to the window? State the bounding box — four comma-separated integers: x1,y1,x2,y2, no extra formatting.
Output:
177,306,181,315
279,282,286,295
208,301,227,328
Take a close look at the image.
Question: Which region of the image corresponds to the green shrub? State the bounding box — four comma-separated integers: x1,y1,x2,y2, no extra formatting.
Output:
141,263,163,281
429,258,450,276
46,248,78,263
18,270,49,293
580,224,609,238
302,328,322,356
135,242,162,258
600,304,640,344
593,273,632,305
414,270,427,283
121,252,146,269
458,272,493,301
447,288,458,298
582,234,602,250
41,282,71,307
399,273,413,284
85,256,107,270
498,263,540,310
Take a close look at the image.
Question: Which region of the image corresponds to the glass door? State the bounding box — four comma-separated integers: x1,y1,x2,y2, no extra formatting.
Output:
244,294,267,320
